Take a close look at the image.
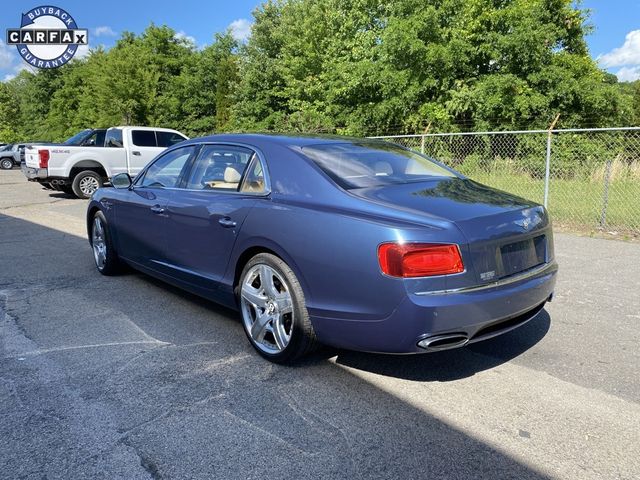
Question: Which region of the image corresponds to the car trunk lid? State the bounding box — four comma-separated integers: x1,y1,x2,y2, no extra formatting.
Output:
350,177,552,284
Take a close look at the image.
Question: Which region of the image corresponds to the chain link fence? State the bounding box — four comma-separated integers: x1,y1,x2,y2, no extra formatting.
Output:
370,128,640,237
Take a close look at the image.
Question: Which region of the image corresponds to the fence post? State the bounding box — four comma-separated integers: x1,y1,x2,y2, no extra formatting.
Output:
544,134,552,207
420,122,431,155
544,114,560,208
599,158,613,229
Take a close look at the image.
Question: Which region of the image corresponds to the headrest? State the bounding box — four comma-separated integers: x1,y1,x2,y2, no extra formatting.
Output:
224,165,242,183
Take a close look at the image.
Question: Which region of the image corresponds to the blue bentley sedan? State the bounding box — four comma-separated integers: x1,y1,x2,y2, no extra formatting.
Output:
87,134,557,363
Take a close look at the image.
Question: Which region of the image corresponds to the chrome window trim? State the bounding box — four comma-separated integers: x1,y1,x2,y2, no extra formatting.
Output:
132,141,272,197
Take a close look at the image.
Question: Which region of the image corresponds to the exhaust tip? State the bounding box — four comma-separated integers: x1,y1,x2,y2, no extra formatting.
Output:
417,333,469,352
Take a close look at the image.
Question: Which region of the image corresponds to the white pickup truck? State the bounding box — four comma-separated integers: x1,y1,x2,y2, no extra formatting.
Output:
22,126,188,198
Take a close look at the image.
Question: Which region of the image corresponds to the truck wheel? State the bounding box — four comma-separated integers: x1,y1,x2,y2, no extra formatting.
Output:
0,158,13,170
72,170,103,199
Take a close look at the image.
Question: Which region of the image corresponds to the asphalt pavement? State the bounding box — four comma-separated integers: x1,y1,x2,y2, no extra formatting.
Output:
1,168,639,479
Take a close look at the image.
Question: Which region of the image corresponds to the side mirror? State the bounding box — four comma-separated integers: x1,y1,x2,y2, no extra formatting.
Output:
112,173,132,189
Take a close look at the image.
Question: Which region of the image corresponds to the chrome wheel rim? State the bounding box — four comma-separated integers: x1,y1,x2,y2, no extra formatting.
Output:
1,159,12,169
240,264,294,354
92,217,107,270
79,176,99,196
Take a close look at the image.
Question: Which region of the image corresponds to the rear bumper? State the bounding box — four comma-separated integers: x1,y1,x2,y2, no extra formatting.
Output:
22,163,48,180
310,261,558,353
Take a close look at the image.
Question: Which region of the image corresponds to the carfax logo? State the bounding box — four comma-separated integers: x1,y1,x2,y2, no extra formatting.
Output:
5,5,88,69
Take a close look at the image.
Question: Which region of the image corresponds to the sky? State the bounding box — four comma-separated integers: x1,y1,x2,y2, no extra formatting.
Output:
1,0,639,82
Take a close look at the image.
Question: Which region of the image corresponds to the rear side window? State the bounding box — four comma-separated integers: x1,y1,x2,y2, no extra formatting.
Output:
185,145,255,191
132,130,158,147
105,129,123,148
157,131,187,147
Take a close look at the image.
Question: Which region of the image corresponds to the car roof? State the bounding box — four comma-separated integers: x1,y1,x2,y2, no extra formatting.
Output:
113,126,182,132
182,133,385,148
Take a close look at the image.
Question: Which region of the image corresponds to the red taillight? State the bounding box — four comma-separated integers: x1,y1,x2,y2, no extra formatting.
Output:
378,243,464,278
38,149,50,168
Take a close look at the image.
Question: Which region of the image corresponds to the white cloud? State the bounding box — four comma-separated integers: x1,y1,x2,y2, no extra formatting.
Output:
75,44,91,59
598,30,640,82
599,30,640,68
0,40,15,69
229,18,252,42
2,63,34,82
614,66,640,82
93,26,117,37
174,31,196,46
14,63,31,74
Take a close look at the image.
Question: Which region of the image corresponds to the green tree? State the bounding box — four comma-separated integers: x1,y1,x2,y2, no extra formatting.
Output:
0,3,635,143
0,82,21,142
233,0,629,134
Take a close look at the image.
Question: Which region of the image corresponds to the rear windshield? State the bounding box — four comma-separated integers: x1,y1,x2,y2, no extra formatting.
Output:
63,129,93,145
301,142,456,189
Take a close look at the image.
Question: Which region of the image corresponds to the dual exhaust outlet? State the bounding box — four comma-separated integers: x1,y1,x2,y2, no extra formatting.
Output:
417,333,469,352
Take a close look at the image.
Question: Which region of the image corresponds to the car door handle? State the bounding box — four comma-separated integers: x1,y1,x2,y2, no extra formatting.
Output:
132,151,141,156
218,217,237,228
150,205,165,214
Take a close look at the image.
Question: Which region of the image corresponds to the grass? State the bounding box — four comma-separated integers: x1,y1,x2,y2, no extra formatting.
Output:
466,171,640,236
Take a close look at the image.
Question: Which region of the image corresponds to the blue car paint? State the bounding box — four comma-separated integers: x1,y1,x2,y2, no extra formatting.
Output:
88,134,557,354
112,187,175,268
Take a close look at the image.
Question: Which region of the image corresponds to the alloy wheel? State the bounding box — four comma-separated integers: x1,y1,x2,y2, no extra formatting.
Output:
80,176,100,196
92,217,107,270
240,264,294,354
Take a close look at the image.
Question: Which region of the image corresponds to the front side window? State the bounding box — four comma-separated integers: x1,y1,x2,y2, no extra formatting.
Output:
185,145,257,191
105,128,123,148
157,131,187,147
132,130,157,147
302,142,456,189
139,146,195,188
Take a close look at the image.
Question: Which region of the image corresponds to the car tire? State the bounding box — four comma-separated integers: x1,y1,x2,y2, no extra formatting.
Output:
0,158,13,170
90,210,122,275
72,170,103,199
238,253,317,363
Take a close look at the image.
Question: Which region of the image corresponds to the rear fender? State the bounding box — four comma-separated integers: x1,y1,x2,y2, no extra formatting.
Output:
224,235,314,306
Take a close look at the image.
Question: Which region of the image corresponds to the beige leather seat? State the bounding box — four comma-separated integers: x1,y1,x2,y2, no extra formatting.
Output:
204,165,242,189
